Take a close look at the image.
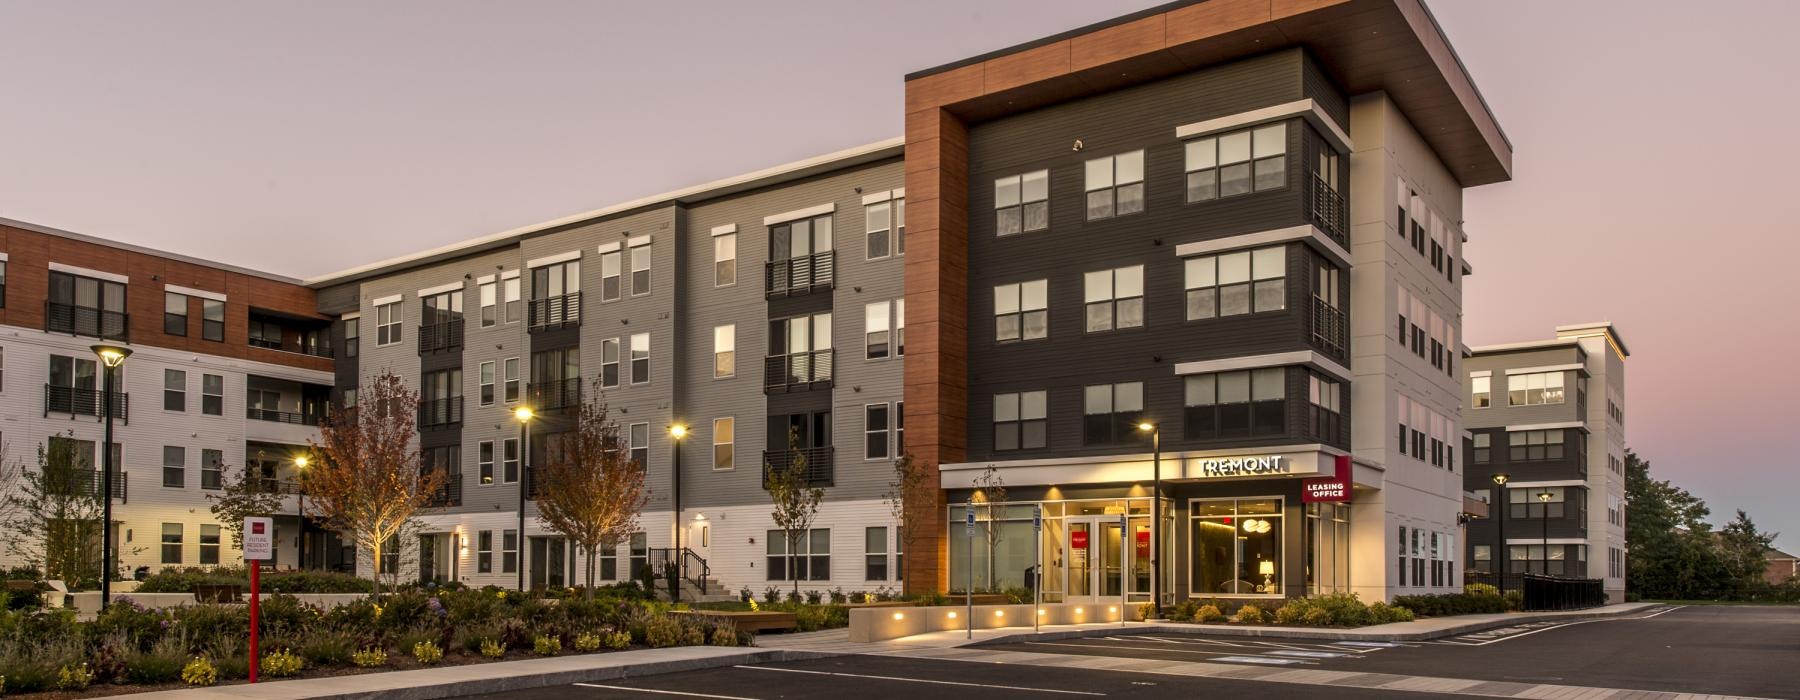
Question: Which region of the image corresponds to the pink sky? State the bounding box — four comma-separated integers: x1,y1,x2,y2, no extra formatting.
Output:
2,1,1795,547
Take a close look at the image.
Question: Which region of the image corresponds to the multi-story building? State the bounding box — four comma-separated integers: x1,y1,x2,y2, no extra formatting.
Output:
0,218,337,574
1461,323,1629,602
1,0,1516,603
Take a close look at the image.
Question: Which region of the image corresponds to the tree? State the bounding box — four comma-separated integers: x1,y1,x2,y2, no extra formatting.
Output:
2,434,109,584
534,390,649,599
765,427,823,596
884,452,935,596
205,456,288,551
1717,510,1775,598
306,371,443,596
973,465,1007,592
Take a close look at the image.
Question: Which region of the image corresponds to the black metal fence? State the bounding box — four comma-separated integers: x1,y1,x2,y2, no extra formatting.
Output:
1520,574,1605,611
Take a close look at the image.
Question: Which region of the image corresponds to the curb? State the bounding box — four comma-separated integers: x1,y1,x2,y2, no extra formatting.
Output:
973,604,1660,645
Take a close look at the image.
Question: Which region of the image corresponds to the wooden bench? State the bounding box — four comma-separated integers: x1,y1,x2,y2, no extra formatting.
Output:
672,610,797,633
193,584,244,603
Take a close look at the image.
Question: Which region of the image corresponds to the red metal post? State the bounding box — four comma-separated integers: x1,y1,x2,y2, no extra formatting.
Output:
249,562,260,683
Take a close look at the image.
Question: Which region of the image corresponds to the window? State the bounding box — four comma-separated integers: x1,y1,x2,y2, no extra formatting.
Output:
767,528,831,581
865,197,904,259
1509,430,1566,462
993,391,1048,451
164,369,186,411
502,530,518,573
376,301,402,345
865,302,895,359
47,270,126,338
714,325,735,378
1083,381,1144,445
162,523,184,564
503,273,522,323
864,404,890,460
1308,373,1343,441
1510,487,1568,519
200,524,221,565
343,317,359,358
478,530,493,573
1473,433,1491,464
479,361,495,406
164,292,189,335
420,368,462,427
866,527,889,580
1084,265,1144,332
478,441,495,485
1186,123,1286,202
896,401,904,450
713,417,734,471
629,240,652,296
502,438,520,483
601,339,620,388
629,333,650,384
162,446,185,488
1185,246,1284,319
1186,368,1285,439
994,280,1048,342
1507,371,1566,406
600,249,622,302
380,534,399,574
714,231,737,286
1085,150,1145,219
1191,498,1283,595
0,259,6,308
479,279,497,327
200,449,223,490
994,170,1049,235
629,423,649,469
202,299,225,341
1471,375,1491,408
503,357,520,403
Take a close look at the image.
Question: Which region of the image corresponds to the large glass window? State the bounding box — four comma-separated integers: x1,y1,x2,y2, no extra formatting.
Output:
629,240,652,296
164,292,189,336
1471,375,1491,408
993,391,1048,451
1184,246,1285,319
1083,381,1144,446
1509,430,1566,462
164,369,186,411
714,325,736,378
766,528,830,581
1084,265,1144,332
1305,503,1350,594
1507,371,1565,406
1308,372,1343,441
714,231,737,287
1191,498,1283,595
162,445,185,488
202,299,225,342
865,527,889,581
1085,150,1145,220
1510,486,1568,519
479,279,497,327
994,280,1048,342
376,301,402,345
865,198,903,260
1473,433,1491,463
630,333,650,384
162,523,184,564
948,503,1038,592
1185,123,1286,201
994,170,1049,236
712,417,734,471
1184,368,1286,439
863,404,891,460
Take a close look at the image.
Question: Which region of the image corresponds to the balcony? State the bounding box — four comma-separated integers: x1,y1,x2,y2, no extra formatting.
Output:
1308,173,1347,247
528,292,581,331
45,301,129,341
764,350,833,393
247,407,321,427
765,251,835,298
254,478,302,495
528,378,581,412
1309,297,1347,358
71,470,128,502
424,476,462,508
44,385,129,423
417,319,464,354
247,310,334,359
418,397,464,429
762,447,834,488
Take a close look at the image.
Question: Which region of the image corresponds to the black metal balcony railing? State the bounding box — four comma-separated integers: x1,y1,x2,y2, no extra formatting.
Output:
44,385,130,423
1309,297,1347,358
246,407,322,426
1308,173,1347,247
417,397,464,428
255,478,302,495
524,467,543,500
424,476,462,508
762,447,834,488
45,301,129,341
417,319,464,354
298,343,334,359
765,251,835,297
528,378,581,412
69,470,128,502
764,350,833,393
248,336,283,350
528,292,581,331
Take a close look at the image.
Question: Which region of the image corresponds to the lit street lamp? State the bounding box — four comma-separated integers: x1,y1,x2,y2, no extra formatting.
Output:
1491,472,1509,595
514,406,534,591
1137,421,1161,615
668,424,687,603
1538,489,1553,576
92,344,131,609
294,455,310,569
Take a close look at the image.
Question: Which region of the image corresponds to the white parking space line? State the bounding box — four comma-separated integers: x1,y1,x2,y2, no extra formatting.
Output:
1117,635,1248,647
573,683,761,700
1264,650,1353,659
731,665,1108,696
1208,655,1307,665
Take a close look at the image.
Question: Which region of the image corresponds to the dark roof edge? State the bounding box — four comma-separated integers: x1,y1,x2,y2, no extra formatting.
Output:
0,216,309,286
904,0,1203,81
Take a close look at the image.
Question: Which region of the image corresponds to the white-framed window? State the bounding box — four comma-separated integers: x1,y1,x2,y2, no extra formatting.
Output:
714,231,737,287
1085,150,1145,219
864,403,891,460
502,529,518,573
479,361,495,406
201,449,223,490
1185,122,1287,201
767,528,831,581
601,338,620,388
162,523,184,564
629,240,652,296
600,250,622,302
503,273,522,323
503,357,520,403
1184,245,1285,319
712,417,734,471
479,279,497,327
993,390,1047,451
201,374,223,415
162,445,185,488
628,422,649,468
163,368,186,412
1471,375,1491,409
1473,433,1491,464
865,526,889,581
1083,265,1144,332
1507,371,1566,406
629,333,650,384
199,524,221,565
479,440,495,485
375,300,402,345
994,280,1048,342
503,438,520,483
866,198,904,260
865,301,897,360
714,325,735,378
477,530,493,573
994,170,1049,236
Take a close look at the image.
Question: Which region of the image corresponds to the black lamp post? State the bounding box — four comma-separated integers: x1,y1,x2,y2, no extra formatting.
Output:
294,455,311,569
91,344,131,609
1137,421,1160,615
514,406,534,591
1491,472,1509,594
668,424,687,604
1538,489,1553,576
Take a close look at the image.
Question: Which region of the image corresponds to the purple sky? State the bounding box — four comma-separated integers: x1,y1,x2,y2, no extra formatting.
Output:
2,1,1795,548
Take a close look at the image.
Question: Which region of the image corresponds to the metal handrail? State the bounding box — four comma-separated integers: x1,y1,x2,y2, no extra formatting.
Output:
67,470,128,501
763,349,833,393
761,446,833,488
423,476,462,508
43,384,130,423
45,301,129,341
1309,296,1347,357
417,397,464,428
417,319,465,354
528,292,581,330
647,547,712,595
765,251,835,297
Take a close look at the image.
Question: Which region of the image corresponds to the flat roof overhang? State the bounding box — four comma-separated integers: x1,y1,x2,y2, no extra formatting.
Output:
905,0,1510,187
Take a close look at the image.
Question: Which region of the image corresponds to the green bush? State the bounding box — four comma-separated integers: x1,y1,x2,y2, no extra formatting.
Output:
605,630,632,650
1368,602,1414,623
299,629,355,666
1464,582,1500,597
532,635,561,656
352,646,388,668
56,662,93,690
1196,604,1226,623
260,649,304,678
1232,604,1267,624
122,638,187,684
137,567,373,594
213,654,250,680
180,657,218,686
412,640,444,665
1392,591,1508,617
644,614,682,648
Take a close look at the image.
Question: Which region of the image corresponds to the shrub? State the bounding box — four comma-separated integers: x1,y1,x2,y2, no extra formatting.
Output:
123,638,187,684
352,646,388,668
299,630,355,666
56,662,93,690
710,625,738,647
1392,592,1508,617
574,631,603,652
533,635,562,656
605,630,632,650
0,655,56,693
180,657,218,686
1233,604,1266,625
395,626,442,658
1196,604,1226,623
213,654,249,680
1368,602,1414,623
260,649,304,678
643,614,682,648
1464,582,1500,597
412,640,444,665
479,638,505,659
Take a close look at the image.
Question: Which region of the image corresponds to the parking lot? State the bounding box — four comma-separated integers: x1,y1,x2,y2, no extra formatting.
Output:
468,604,1800,700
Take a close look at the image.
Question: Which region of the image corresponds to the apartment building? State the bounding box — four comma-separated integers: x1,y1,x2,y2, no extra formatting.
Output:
1462,323,1629,602
0,218,336,574
0,0,1515,602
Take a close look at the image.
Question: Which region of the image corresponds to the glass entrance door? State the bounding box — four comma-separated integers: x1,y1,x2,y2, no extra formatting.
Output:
1064,516,1132,602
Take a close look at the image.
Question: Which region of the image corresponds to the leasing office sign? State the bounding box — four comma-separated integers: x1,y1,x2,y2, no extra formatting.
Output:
1302,455,1354,503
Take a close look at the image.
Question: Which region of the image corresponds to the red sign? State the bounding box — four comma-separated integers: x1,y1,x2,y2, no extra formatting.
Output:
1134,529,1150,557
252,521,265,534
1071,531,1089,550
1302,455,1353,503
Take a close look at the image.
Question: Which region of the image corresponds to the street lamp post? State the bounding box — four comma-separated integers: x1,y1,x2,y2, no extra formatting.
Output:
92,345,131,609
514,406,535,592
294,455,311,569
668,424,687,604
1137,421,1160,616
1491,472,1509,595
1538,490,1553,576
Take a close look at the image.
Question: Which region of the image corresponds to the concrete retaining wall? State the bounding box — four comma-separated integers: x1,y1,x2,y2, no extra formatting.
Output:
848,601,1145,642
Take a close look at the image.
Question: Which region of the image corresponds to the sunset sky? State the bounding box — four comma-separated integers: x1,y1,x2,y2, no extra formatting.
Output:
3,1,1795,547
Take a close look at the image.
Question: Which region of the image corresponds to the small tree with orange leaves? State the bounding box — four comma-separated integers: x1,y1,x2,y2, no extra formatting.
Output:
306,371,444,596
534,386,648,599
